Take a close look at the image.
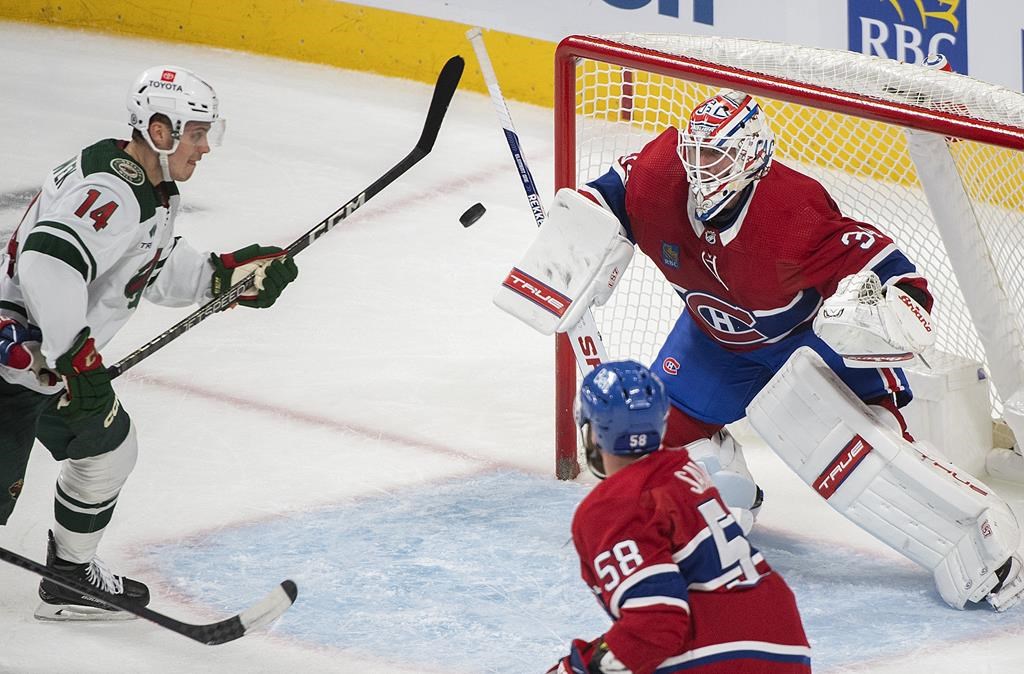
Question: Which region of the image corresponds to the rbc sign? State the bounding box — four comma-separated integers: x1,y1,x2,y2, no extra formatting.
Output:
848,0,968,73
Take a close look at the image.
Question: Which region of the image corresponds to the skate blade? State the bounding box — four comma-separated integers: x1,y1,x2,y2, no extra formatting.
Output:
34,601,137,621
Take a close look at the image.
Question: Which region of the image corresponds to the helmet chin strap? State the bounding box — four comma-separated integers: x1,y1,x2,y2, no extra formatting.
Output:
157,152,173,183
141,129,177,183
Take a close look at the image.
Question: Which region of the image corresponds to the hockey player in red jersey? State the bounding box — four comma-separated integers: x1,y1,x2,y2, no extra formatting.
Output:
497,88,1024,611
580,89,932,449
562,90,1024,613
547,360,811,674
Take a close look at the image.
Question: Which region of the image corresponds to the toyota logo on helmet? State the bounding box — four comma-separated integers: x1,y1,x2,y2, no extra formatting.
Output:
126,65,227,165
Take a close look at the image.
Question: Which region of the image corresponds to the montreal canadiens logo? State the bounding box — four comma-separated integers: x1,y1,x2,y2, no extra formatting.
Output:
685,292,766,346
662,357,680,375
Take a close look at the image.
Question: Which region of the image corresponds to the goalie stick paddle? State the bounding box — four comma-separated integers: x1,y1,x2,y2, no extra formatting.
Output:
107,55,466,378
0,544,297,645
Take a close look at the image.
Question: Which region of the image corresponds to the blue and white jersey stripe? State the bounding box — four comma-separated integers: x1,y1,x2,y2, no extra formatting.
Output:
654,640,813,673
608,563,687,619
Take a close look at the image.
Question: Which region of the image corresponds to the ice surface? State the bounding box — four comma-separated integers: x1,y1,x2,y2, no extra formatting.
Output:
1,21,1023,674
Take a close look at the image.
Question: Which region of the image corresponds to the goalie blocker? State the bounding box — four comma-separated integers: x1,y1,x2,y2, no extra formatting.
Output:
747,347,1024,611
494,189,633,335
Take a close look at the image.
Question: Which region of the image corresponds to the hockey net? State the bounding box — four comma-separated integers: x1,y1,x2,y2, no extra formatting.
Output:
553,34,1024,479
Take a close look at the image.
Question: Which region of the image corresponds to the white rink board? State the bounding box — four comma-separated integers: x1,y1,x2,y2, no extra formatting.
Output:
349,0,1024,91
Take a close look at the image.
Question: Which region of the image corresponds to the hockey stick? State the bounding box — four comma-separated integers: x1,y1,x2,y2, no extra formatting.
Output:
0,544,296,645
107,55,466,378
466,29,608,373
468,29,604,478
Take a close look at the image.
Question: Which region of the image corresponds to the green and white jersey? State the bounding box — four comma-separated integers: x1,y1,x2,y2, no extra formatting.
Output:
0,139,213,392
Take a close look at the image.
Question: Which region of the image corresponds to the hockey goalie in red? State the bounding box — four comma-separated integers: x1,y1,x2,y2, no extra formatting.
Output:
558,90,1024,613
547,360,810,674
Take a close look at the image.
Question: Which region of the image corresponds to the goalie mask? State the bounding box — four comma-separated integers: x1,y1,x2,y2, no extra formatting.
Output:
127,66,226,179
678,90,775,221
575,360,668,478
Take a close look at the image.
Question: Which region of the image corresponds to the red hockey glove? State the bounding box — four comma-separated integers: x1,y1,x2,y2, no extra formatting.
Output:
210,244,298,309
0,318,42,370
55,328,116,423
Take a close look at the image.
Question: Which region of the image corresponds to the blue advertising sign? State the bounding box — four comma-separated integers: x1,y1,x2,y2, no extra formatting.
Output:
848,0,968,73
601,0,715,25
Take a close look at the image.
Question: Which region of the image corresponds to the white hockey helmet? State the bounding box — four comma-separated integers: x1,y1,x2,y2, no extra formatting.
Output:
126,65,225,157
677,90,774,221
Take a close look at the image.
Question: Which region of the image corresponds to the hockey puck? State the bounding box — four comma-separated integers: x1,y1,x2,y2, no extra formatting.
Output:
460,202,486,228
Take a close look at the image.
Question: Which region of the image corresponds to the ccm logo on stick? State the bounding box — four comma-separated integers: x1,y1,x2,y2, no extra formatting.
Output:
814,435,873,498
502,268,570,317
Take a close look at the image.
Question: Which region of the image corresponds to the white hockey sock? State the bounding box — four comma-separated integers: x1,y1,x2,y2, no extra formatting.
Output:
52,428,138,563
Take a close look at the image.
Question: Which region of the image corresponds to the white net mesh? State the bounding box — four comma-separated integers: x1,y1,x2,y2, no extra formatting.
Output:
565,35,1024,419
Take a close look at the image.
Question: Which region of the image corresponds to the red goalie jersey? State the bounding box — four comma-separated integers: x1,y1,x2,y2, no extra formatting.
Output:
570,448,811,674
581,127,931,351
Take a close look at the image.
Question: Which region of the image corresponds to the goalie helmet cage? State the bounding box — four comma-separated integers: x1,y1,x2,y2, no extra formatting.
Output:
553,34,1024,480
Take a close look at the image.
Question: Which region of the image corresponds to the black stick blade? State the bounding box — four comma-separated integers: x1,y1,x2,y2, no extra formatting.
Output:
416,55,465,154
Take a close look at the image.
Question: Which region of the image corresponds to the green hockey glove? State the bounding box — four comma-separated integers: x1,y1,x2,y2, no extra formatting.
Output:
55,327,117,424
210,244,299,309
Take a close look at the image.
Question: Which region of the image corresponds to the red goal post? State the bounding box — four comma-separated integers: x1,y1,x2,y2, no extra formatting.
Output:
553,34,1024,479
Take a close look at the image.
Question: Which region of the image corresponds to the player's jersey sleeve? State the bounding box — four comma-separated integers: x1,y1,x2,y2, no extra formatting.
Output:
793,194,932,308
18,174,142,362
580,154,636,242
143,236,214,307
572,491,691,674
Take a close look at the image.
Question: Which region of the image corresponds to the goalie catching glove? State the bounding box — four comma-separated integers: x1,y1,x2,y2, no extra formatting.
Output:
210,244,299,309
813,271,935,368
494,189,633,335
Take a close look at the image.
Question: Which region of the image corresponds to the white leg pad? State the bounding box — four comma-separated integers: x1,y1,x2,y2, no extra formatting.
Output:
687,429,760,534
747,347,1020,609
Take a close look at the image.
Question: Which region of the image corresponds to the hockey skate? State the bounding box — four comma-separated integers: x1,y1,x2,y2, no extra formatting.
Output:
35,530,150,621
986,556,1024,612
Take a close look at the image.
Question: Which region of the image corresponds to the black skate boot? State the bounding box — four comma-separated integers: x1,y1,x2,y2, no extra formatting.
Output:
35,530,150,621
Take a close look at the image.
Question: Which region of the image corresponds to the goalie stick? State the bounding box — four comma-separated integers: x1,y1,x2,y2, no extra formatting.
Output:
0,544,296,645
467,28,606,478
107,54,466,378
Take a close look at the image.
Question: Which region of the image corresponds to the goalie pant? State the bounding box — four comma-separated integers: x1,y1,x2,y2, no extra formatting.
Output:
564,448,811,674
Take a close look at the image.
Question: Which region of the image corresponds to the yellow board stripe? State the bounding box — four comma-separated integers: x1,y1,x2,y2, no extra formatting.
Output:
8,2,1020,205
0,0,556,106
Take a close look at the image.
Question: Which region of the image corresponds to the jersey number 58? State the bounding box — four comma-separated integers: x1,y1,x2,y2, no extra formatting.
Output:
593,539,644,592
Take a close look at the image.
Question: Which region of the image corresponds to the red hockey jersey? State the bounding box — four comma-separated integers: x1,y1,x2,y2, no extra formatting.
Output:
570,448,811,674
581,127,930,351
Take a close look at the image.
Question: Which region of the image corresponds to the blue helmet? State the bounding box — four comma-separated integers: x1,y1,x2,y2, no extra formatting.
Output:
575,360,669,457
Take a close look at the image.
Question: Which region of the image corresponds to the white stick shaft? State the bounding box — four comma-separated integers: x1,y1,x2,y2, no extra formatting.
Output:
467,27,547,227
467,27,609,371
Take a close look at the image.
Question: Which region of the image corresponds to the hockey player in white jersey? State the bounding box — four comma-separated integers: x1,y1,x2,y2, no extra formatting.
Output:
0,65,298,619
